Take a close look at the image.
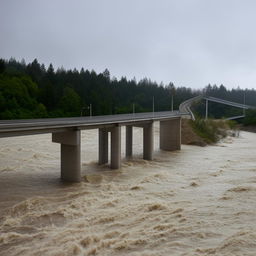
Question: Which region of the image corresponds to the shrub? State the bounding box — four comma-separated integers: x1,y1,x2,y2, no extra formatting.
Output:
190,118,233,144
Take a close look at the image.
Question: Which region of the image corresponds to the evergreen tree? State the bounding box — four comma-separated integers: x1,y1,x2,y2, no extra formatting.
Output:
0,59,5,73
1,57,256,122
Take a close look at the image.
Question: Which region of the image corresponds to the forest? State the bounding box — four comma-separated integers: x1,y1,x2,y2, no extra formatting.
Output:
0,58,256,124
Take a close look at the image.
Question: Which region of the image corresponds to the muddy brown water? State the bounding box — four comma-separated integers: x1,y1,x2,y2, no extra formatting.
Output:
0,123,256,255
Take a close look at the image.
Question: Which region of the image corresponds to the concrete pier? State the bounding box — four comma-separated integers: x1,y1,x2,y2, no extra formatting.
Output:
50,118,181,182
160,118,181,151
126,126,133,157
143,122,153,160
110,125,121,169
52,130,81,182
99,128,109,164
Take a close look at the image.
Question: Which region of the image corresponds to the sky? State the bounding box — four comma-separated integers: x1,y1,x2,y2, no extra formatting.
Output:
1,0,256,89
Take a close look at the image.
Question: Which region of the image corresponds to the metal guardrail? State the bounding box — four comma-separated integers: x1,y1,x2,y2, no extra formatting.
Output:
226,115,246,120
179,95,203,120
204,96,256,110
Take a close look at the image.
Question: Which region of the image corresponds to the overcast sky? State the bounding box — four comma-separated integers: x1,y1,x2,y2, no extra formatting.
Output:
1,0,256,89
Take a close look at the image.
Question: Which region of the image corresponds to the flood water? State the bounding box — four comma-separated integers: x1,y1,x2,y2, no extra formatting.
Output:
0,123,256,255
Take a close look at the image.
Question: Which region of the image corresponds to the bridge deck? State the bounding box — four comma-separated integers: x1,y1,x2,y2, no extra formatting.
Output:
0,111,182,138
205,96,255,109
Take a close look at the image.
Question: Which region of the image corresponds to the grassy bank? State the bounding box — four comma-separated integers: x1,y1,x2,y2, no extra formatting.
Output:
190,119,237,144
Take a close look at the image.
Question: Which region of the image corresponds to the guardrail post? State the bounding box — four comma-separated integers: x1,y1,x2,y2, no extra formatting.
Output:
52,130,81,182
126,125,133,158
111,125,121,169
160,118,181,151
143,122,153,160
99,128,109,164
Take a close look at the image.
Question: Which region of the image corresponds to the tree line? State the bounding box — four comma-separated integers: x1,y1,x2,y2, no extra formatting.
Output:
0,58,256,124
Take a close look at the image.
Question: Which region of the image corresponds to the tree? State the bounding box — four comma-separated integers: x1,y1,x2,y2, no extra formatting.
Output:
58,87,82,116
102,68,110,81
47,63,54,74
0,59,5,73
34,103,48,118
2,57,256,120
167,82,175,111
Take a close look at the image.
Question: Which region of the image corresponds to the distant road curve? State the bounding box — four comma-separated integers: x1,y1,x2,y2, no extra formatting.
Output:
179,95,256,121
179,95,203,120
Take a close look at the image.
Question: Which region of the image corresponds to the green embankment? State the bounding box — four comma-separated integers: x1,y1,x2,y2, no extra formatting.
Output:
190,119,237,144
243,109,256,126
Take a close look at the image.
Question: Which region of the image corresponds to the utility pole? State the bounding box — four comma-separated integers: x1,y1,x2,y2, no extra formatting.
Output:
205,99,208,120
168,82,175,112
152,96,155,117
171,94,173,112
132,103,135,116
243,91,246,116
89,104,92,118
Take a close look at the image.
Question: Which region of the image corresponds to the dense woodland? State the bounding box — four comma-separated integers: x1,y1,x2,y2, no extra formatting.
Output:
0,58,256,124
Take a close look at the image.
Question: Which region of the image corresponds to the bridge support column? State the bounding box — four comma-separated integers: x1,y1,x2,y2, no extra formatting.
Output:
99,128,108,165
126,125,133,158
160,118,181,151
111,125,121,169
52,130,81,182
143,122,153,160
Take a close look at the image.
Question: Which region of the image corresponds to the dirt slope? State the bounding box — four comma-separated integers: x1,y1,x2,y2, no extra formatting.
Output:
181,119,206,146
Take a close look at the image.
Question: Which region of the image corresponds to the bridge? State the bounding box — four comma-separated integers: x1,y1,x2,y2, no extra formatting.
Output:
179,95,256,120
0,111,184,182
204,96,256,120
2,95,254,182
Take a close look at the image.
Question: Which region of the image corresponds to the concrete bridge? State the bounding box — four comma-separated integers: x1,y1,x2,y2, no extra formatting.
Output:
204,96,256,120
0,111,183,182
179,95,256,120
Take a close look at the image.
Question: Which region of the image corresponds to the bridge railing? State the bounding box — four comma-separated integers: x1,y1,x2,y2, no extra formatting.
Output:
204,96,256,110
179,95,203,120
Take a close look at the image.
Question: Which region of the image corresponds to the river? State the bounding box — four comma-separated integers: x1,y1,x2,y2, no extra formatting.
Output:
0,123,256,255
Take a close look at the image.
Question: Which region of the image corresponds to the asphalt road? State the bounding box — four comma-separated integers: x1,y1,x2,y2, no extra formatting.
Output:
0,111,183,137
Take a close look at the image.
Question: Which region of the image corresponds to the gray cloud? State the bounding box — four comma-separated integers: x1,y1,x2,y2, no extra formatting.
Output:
1,0,256,89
